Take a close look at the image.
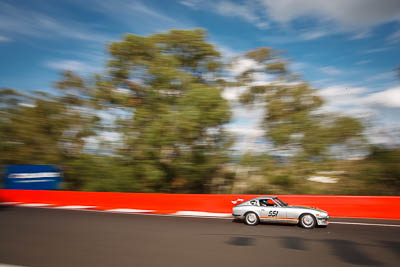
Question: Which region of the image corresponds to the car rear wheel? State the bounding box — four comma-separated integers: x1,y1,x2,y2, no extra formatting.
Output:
299,213,316,229
244,212,259,226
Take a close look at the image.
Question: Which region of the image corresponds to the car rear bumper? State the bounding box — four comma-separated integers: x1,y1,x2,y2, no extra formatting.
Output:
232,213,244,220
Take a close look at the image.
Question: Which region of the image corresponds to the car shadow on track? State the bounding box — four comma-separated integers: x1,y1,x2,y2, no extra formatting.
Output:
0,196,12,211
217,229,385,266
232,218,298,228
326,239,382,266
381,241,400,258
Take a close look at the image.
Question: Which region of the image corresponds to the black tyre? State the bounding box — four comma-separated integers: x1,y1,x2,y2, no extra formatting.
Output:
244,212,259,226
299,213,316,229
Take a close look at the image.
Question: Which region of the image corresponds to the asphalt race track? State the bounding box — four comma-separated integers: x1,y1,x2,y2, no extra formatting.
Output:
0,207,399,267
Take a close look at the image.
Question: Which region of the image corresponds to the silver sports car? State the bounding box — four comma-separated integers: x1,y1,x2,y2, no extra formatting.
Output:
232,196,329,228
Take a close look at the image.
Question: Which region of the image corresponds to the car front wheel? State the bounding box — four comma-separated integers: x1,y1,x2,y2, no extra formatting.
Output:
244,212,259,226
299,213,316,229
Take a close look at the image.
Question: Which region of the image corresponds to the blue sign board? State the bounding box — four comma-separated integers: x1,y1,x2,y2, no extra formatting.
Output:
4,165,62,190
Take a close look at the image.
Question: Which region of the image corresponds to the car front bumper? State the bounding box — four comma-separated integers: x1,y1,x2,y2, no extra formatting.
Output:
316,216,329,226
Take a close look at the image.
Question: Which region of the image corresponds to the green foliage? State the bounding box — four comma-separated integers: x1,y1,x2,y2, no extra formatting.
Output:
245,47,271,63
99,29,232,193
1,29,395,195
0,88,98,166
63,155,138,192
269,175,295,187
358,147,400,192
236,48,365,161
2,29,236,193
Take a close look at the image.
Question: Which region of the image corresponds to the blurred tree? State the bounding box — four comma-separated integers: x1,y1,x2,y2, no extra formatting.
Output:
54,29,232,193
358,146,400,194
236,47,365,161
0,88,98,165
2,30,389,195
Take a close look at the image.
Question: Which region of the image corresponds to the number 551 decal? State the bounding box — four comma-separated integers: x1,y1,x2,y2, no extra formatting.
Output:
268,211,279,217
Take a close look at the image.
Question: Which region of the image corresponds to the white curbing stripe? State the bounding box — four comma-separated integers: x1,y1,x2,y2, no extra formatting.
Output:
106,208,155,213
54,205,97,210
6,202,400,227
174,211,232,217
330,221,400,227
17,203,52,207
0,202,21,205
0,264,29,267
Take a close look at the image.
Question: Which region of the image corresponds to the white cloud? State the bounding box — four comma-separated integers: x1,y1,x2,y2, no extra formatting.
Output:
320,66,343,75
216,43,240,59
300,31,326,40
255,22,269,29
0,35,11,42
179,0,201,9
316,85,378,117
350,30,372,40
316,84,400,125
355,60,371,65
0,1,110,42
227,82,400,151
181,0,400,39
318,85,368,98
223,57,270,151
229,57,275,83
90,0,190,32
317,85,368,106
225,121,270,152
182,0,269,29
216,1,258,23
365,71,395,82
290,62,308,72
225,103,268,152
103,0,179,24
364,87,400,108
362,47,391,54
259,0,400,30
230,58,259,76
45,60,98,73
222,87,246,101
366,125,400,145
227,125,264,137
387,29,400,43
251,72,274,85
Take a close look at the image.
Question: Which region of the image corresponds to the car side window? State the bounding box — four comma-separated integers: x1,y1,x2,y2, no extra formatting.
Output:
250,200,258,206
259,199,277,207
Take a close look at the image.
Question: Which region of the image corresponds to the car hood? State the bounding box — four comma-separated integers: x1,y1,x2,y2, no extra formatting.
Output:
287,205,326,213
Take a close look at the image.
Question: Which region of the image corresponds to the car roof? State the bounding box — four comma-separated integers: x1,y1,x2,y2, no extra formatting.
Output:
250,196,277,200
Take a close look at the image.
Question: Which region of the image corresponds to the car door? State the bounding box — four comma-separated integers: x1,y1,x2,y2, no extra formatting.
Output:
259,199,286,222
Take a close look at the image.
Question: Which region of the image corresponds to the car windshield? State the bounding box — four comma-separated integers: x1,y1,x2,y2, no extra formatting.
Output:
274,198,288,206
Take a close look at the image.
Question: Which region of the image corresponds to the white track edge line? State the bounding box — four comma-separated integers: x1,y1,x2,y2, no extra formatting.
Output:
0,264,29,267
330,221,400,227
54,205,97,209
6,204,400,226
106,209,155,213
17,203,52,207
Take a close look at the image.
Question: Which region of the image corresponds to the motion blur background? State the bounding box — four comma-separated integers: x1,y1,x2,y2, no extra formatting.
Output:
1,0,400,196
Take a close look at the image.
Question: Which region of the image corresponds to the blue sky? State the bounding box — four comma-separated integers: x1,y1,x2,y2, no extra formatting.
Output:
1,0,400,149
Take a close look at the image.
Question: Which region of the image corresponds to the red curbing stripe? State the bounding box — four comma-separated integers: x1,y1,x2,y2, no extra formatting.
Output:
1,190,400,220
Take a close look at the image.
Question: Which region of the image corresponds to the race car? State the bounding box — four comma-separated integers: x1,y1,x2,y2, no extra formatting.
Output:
232,196,329,228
